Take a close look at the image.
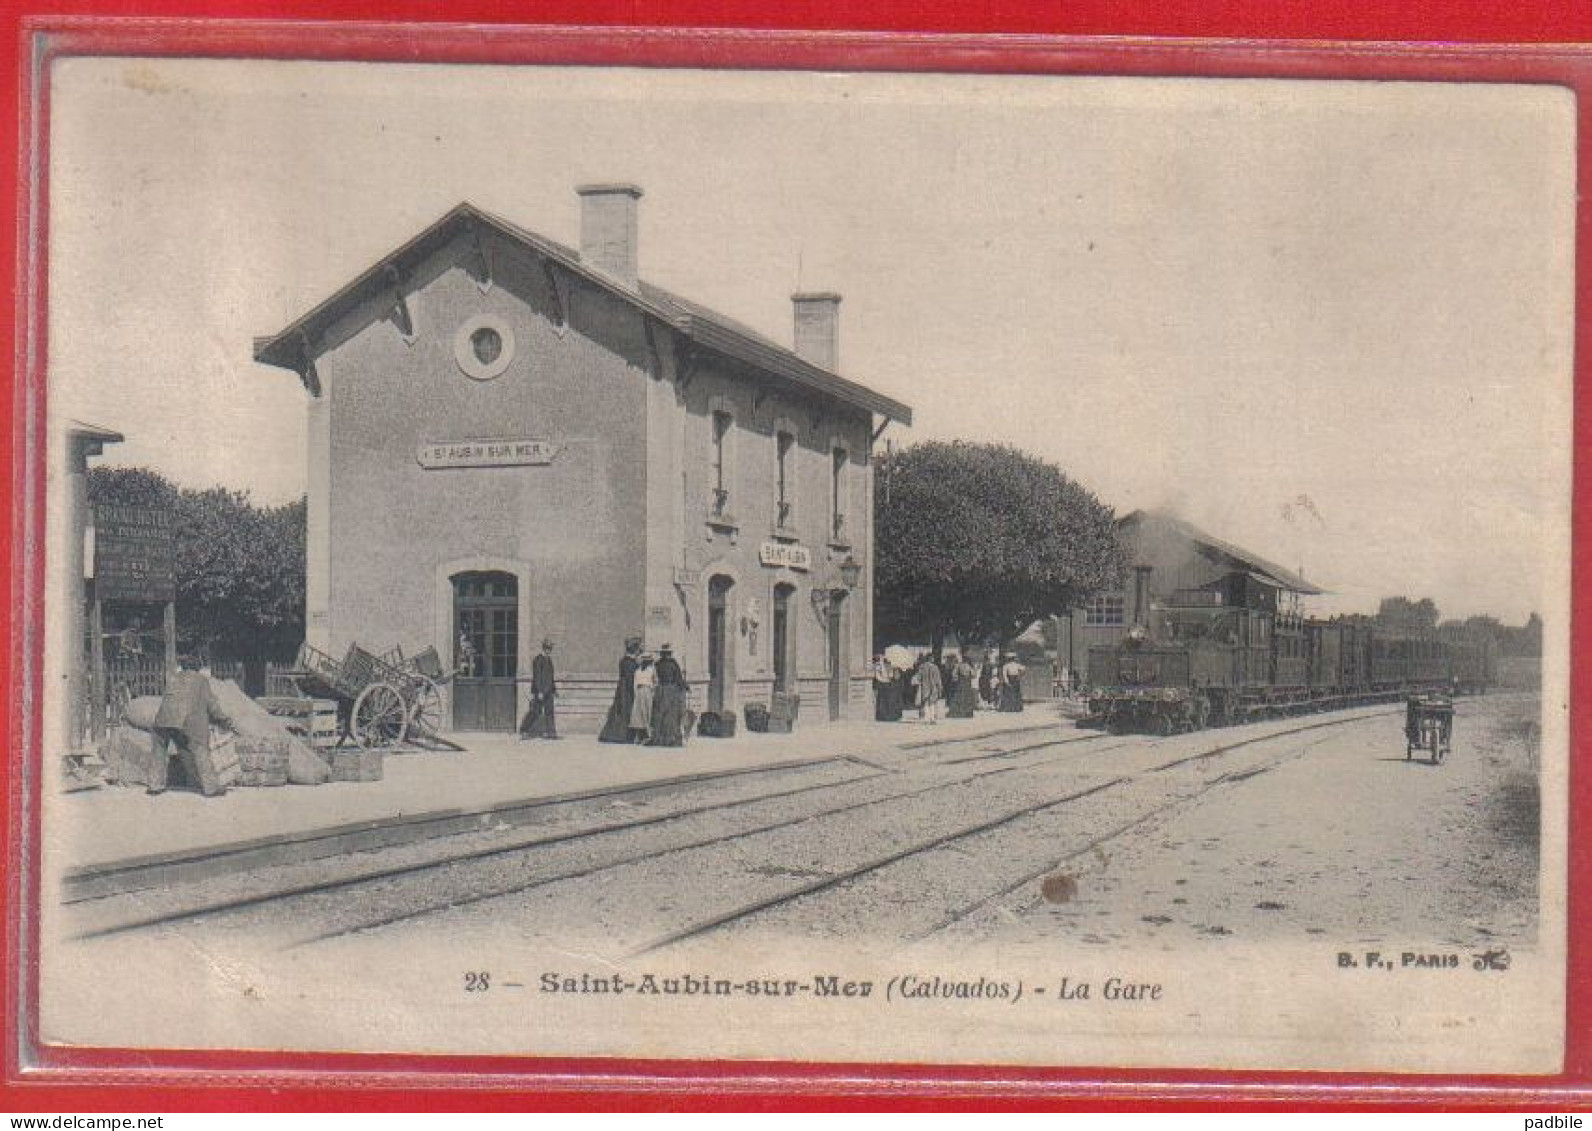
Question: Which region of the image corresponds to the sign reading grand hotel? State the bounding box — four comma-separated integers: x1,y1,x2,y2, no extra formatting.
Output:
417,438,560,470
91,502,176,603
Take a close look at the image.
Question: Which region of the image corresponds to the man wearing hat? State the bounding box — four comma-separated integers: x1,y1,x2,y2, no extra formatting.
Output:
148,654,234,796
518,638,560,740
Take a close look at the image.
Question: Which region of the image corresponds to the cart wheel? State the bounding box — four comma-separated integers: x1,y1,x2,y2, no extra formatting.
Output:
1155,712,1176,737
353,682,407,748
407,677,445,742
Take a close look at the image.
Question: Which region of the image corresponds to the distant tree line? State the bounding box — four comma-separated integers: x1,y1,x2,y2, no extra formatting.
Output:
1342,596,1541,657
87,467,306,682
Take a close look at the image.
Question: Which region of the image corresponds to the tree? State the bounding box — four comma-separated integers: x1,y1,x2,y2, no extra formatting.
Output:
176,488,306,672
1503,613,1543,657
1375,596,1440,634
874,441,1123,651
85,466,180,510
88,467,306,679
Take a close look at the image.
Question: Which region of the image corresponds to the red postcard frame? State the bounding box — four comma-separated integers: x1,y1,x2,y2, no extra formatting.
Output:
5,8,1591,1112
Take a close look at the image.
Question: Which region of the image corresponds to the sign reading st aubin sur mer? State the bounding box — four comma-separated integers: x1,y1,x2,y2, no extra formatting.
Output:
92,503,176,604
417,439,560,470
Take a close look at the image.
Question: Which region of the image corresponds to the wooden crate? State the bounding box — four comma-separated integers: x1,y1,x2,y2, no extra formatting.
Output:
210,731,241,788
260,697,340,749
307,700,339,750
235,738,290,787
329,748,383,782
768,692,801,734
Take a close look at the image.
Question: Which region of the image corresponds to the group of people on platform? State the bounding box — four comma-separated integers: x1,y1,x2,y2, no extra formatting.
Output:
517,636,691,745
596,636,692,746
522,635,1028,742
871,648,1027,725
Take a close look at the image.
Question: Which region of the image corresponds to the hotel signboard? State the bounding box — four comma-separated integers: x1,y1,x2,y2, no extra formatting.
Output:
91,503,176,604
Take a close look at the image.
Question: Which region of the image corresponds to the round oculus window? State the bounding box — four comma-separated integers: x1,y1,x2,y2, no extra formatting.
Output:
454,315,515,380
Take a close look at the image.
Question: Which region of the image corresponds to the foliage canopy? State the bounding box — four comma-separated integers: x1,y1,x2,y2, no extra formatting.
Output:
873,441,1123,649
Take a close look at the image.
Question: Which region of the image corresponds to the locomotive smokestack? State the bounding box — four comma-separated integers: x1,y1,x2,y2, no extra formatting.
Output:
1133,566,1153,632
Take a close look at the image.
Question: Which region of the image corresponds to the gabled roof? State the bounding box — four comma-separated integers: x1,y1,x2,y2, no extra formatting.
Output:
67,420,124,459
1121,509,1326,596
67,420,124,444
254,202,912,425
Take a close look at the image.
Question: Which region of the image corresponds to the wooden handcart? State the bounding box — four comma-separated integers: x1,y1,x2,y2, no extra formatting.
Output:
286,642,450,749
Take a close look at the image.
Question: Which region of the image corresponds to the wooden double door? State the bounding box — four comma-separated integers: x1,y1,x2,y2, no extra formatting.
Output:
453,571,518,731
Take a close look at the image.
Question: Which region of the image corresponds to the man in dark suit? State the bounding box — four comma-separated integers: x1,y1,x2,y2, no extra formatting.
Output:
148,657,234,796
518,638,560,740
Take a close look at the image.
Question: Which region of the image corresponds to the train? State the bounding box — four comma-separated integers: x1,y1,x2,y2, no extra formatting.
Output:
1086,593,1495,734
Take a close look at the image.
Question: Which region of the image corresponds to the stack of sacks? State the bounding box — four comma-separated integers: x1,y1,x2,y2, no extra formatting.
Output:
111,679,332,787
208,679,332,785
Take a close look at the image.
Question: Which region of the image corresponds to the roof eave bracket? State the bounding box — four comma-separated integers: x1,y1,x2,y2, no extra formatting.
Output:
383,263,417,346
543,260,571,339
677,343,703,394
466,221,494,295
297,332,322,397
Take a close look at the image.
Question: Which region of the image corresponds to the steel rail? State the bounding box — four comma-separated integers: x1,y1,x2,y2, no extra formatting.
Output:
626,710,1392,956
75,732,1123,942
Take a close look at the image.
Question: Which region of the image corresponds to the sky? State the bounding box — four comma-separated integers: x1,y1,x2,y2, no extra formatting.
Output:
45,59,1575,624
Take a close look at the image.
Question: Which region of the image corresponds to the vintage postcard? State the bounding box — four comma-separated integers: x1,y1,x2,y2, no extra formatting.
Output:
28,50,1572,1077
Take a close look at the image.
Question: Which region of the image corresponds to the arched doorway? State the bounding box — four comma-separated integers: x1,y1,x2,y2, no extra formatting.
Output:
772,583,796,696
453,571,518,730
707,574,735,716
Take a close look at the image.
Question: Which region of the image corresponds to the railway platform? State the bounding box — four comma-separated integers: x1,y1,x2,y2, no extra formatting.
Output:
55,707,1068,898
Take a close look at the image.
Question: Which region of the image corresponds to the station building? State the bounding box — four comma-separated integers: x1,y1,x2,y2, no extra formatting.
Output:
256,185,911,732
1057,509,1324,684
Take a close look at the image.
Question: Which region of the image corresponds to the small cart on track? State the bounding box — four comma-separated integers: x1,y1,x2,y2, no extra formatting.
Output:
1404,694,1453,765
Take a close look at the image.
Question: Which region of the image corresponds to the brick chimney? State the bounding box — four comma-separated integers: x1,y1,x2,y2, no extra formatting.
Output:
792,292,842,371
576,183,642,287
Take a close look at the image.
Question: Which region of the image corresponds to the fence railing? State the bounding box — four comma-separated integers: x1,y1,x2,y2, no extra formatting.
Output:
103,656,167,700
209,660,299,697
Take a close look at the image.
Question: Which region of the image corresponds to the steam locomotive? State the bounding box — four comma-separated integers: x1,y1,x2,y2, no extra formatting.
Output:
1086,586,1494,734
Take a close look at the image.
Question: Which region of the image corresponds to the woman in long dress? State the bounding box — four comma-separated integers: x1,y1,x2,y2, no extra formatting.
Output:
629,654,657,743
999,653,1027,712
597,638,641,743
948,653,979,718
649,645,689,746
873,656,903,722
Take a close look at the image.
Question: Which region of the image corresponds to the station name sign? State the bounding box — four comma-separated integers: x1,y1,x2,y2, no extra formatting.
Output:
92,503,176,604
418,439,560,470
758,542,812,571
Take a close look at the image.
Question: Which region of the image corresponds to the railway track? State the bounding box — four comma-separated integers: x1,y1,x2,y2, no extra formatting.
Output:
67,722,1119,942
64,716,1096,905
626,711,1392,956
316,707,1395,953
69,705,1400,952
902,732,1343,945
